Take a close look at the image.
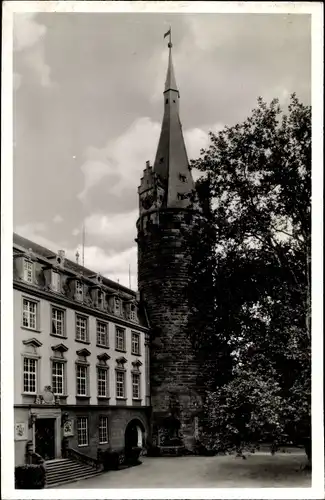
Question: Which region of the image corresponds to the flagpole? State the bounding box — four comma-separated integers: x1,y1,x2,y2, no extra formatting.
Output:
82,223,85,269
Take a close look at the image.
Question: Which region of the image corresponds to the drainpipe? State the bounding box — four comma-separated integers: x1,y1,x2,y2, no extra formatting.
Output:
143,305,151,408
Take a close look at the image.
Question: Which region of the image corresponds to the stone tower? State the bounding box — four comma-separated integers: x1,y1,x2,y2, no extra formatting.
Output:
136,35,203,452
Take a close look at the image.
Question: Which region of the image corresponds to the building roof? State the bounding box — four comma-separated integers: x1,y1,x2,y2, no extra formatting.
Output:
13,232,136,299
153,41,197,209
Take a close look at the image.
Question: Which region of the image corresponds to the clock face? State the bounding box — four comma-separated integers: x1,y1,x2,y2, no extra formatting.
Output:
141,191,154,210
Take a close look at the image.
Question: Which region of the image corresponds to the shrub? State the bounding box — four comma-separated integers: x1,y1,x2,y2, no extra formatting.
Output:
193,440,216,456
100,450,120,471
146,446,161,457
15,464,46,489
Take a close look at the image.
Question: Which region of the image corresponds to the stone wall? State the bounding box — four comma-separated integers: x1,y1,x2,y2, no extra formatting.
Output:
65,406,150,458
137,209,203,450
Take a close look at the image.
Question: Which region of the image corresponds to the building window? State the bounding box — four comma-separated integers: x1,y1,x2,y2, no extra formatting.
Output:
132,373,141,399
77,417,88,447
114,296,120,314
75,281,83,301
98,291,105,309
76,315,88,342
51,271,61,292
97,367,108,397
116,371,125,398
131,332,140,355
23,357,37,393
22,298,37,330
97,321,108,347
99,416,109,444
115,327,125,351
23,259,33,283
76,364,88,396
130,304,136,322
51,307,65,337
52,361,64,395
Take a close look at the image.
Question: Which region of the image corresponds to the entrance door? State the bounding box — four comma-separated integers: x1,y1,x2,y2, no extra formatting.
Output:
35,418,55,460
125,420,143,460
125,423,138,453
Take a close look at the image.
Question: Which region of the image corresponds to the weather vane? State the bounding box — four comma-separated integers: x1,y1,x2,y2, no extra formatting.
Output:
164,26,172,48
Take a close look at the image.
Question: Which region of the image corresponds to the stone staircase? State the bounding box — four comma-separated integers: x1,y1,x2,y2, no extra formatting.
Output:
45,458,102,488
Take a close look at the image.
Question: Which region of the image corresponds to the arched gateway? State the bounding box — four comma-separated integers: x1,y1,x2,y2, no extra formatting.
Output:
124,419,145,459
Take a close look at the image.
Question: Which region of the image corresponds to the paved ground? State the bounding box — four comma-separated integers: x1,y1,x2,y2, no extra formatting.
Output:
55,452,311,489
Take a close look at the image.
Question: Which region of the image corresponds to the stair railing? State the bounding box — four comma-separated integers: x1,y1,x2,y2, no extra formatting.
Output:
65,447,102,470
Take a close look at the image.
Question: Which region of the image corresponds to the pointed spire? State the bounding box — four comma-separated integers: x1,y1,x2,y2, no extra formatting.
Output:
164,36,178,94
153,30,198,209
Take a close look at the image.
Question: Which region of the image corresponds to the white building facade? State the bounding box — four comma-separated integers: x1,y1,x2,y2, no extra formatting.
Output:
13,233,150,466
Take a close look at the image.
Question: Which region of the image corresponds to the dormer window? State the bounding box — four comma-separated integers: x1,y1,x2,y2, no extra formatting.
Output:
56,250,65,268
75,280,83,302
98,290,104,309
114,296,121,315
130,304,136,322
51,270,61,292
23,259,33,283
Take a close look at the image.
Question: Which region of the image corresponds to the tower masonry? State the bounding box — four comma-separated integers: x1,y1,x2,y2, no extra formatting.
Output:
136,37,205,452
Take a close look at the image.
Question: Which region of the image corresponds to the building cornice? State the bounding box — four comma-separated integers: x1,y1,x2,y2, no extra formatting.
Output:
136,206,204,226
14,280,149,333
14,403,152,410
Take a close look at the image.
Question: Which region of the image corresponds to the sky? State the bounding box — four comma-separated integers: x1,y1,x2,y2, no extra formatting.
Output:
13,11,311,289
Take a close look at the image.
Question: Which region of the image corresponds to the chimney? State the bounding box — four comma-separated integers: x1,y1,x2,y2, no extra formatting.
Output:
56,250,66,267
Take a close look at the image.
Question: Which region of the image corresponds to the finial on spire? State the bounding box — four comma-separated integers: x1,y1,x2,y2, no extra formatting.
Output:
164,26,172,48
164,27,178,94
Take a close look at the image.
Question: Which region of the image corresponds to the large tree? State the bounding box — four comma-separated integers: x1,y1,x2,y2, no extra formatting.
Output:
187,94,311,462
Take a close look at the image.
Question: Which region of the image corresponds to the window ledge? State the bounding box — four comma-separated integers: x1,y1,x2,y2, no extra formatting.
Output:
99,441,109,445
131,352,142,357
97,396,110,400
115,348,127,353
22,392,37,396
21,326,41,333
96,344,110,350
76,395,90,399
75,339,91,345
132,398,142,402
116,397,127,401
50,333,68,339
78,444,89,448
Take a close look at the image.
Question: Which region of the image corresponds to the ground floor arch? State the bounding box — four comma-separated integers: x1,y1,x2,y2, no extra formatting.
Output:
124,418,145,457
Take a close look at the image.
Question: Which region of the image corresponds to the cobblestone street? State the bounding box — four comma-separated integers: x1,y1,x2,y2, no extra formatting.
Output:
55,452,311,489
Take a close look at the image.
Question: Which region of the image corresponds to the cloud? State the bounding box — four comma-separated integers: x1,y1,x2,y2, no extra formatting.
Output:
24,44,52,87
78,116,223,207
84,210,138,249
81,245,137,289
14,13,46,51
15,222,47,235
78,117,161,203
13,13,52,88
53,214,63,224
184,124,224,160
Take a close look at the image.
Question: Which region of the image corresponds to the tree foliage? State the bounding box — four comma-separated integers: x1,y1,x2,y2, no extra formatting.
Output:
187,94,311,457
